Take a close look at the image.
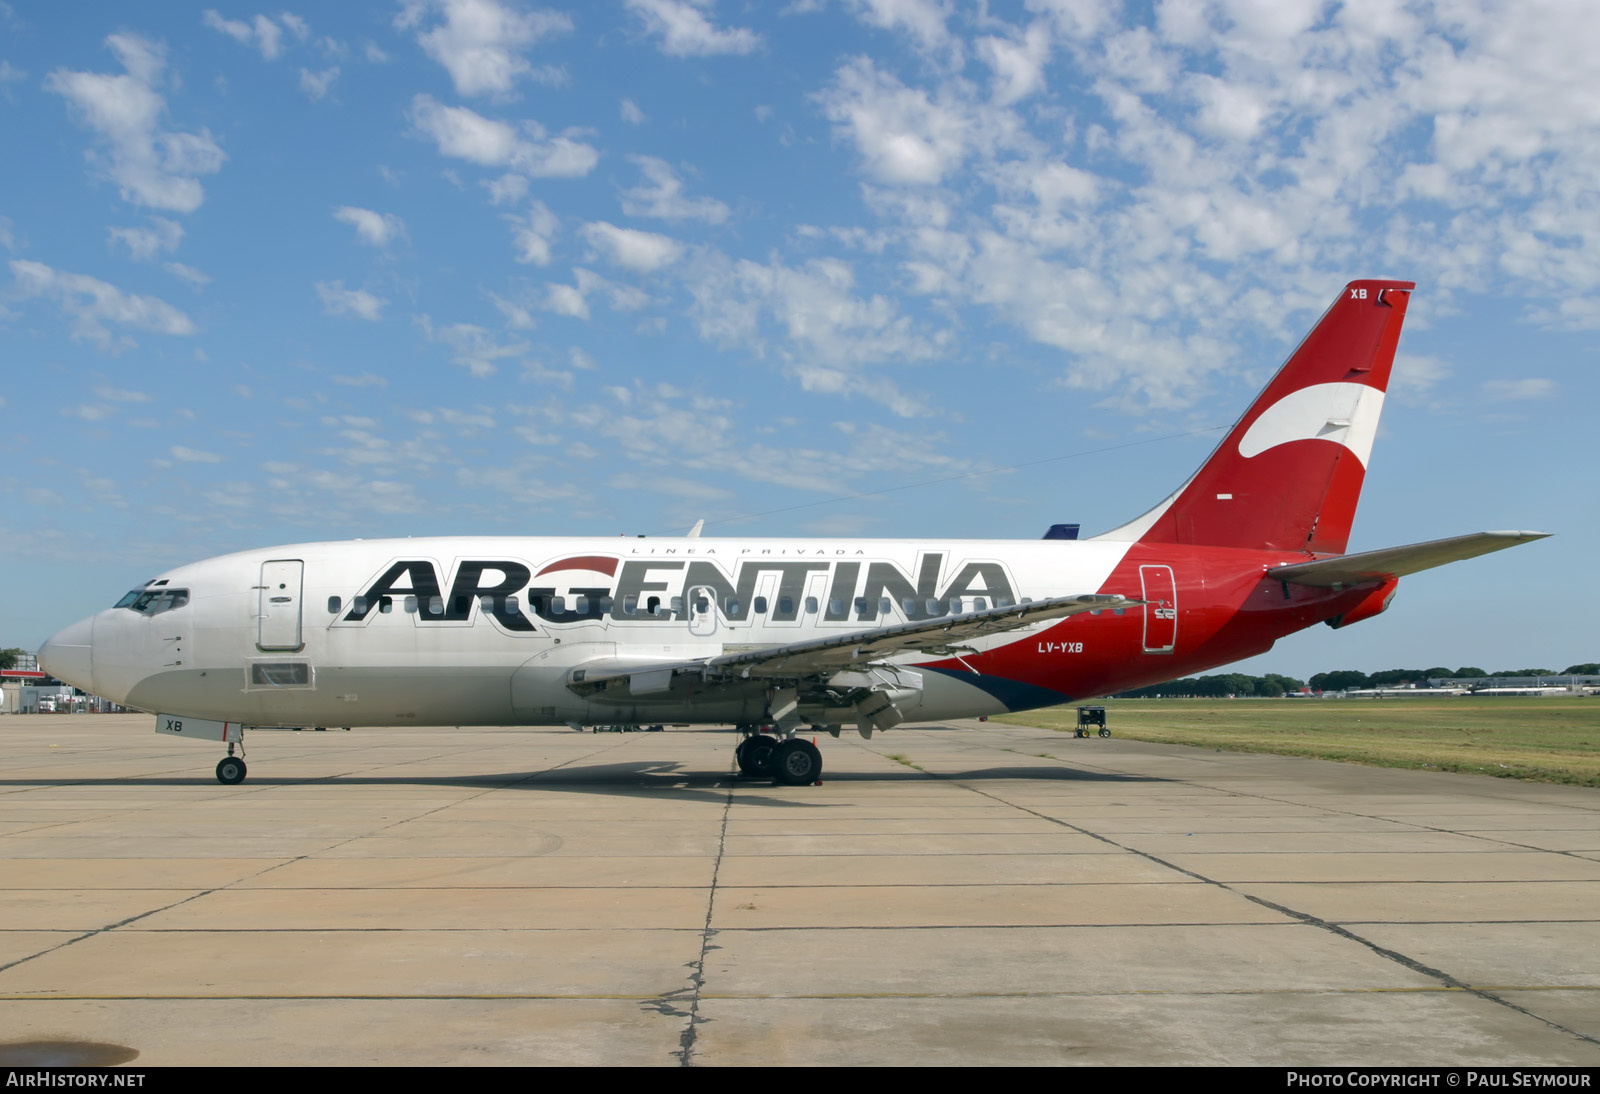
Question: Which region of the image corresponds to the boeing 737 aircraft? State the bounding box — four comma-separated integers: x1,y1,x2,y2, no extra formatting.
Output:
38,280,1547,786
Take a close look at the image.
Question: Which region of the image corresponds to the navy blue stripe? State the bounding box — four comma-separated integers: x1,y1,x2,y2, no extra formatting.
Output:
920,666,1072,713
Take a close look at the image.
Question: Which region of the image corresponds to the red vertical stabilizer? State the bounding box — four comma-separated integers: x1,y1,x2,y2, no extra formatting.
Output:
1102,279,1414,555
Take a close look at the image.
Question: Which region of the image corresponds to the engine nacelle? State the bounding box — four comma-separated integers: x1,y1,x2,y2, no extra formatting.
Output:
1325,577,1399,629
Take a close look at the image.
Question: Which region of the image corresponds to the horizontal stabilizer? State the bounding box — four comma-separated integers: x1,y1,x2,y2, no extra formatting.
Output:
1271,531,1550,588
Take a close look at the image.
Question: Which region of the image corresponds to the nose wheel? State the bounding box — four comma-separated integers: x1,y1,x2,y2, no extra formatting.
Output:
215,755,247,785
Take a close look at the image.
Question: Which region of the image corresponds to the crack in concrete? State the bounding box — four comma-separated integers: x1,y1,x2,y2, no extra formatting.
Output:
670,753,736,1067
894,724,1600,1050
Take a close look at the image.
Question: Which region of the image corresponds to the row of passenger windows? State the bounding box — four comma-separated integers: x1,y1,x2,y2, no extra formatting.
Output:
325,593,1035,619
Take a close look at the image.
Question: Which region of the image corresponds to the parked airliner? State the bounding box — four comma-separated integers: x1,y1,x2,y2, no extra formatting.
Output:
38,280,1547,785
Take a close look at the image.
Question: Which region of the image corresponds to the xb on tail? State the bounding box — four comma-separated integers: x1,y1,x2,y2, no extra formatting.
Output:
1103,279,1410,554
38,280,1549,786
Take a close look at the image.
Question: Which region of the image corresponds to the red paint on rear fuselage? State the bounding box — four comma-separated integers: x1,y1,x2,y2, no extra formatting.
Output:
921,541,1372,702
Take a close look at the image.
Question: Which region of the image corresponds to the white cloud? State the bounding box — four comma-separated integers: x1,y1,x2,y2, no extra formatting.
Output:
417,316,527,377
407,94,598,178
408,94,518,163
46,34,226,213
92,385,153,403
164,261,212,287
535,269,649,322
10,259,197,346
202,11,291,60
620,97,646,124
396,0,572,97
331,372,389,387
685,251,947,415
1390,353,1450,399
315,280,386,321
975,22,1051,105
576,267,650,312
298,66,339,100
483,172,529,204
488,291,535,328
625,0,761,58
170,445,223,463
0,60,25,83
543,281,589,320
333,206,405,246
438,406,497,429
508,200,558,265
847,0,960,65
108,217,183,260
1484,377,1556,400
64,404,116,422
549,382,968,498
580,221,684,272
816,56,971,185
792,365,932,417
621,156,729,223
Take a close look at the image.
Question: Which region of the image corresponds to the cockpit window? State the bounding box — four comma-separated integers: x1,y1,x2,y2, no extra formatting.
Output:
121,588,189,616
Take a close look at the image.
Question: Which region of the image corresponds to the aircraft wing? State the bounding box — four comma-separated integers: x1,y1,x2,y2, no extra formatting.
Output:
569,592,1137,694
1270,530,1551,588
708,593,1137,677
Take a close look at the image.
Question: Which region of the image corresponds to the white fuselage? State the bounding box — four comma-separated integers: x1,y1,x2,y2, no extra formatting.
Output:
51,535,1140,728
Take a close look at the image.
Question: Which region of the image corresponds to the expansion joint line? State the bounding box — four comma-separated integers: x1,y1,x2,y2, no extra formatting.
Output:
0,735,639,980
896,727,1600,1051
671,758,736,1067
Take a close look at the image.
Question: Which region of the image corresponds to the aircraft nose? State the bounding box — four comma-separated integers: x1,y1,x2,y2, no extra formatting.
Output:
38,615,95,694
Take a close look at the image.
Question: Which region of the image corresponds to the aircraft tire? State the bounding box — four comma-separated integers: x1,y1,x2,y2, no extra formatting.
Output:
737,736,776,776
771,739,822,786
215,757,247,785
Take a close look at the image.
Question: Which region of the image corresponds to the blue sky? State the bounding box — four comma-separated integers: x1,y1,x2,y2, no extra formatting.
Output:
2,0,1593,678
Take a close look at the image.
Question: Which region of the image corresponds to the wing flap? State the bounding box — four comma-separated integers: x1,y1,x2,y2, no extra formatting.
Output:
1271,530,1550,587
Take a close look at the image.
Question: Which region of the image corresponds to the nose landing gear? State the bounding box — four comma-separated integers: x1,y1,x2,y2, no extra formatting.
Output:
215,744,247,785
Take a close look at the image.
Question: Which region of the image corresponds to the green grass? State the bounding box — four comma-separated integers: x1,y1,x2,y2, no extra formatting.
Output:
994,696,1600,787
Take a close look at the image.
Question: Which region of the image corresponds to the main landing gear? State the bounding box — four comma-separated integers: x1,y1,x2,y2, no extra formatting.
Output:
734,727,823,786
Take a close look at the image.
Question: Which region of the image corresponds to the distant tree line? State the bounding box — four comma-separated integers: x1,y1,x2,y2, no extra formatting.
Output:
1116,663,1598,698
1119,673,1307,698
1308,665,1599,691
